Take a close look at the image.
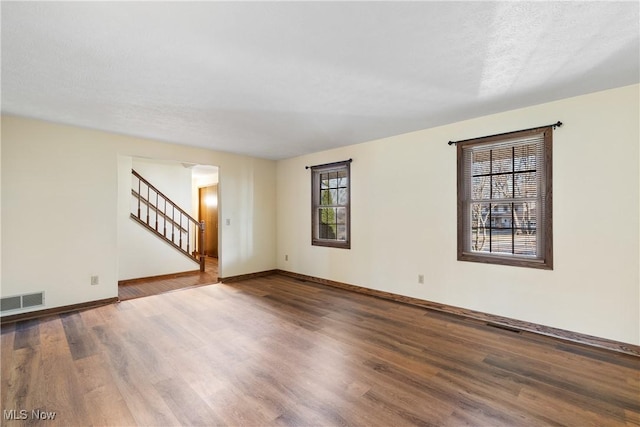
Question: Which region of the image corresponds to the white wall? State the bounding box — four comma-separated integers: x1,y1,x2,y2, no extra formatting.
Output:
1,115,277,314
133,158,194,211
117,157,200,281
277,84,640,345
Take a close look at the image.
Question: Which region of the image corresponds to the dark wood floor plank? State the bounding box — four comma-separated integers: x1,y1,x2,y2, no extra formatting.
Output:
1,274,639,426
35,317,92,426
3,347,39,414
12,318,40,350
1,323,16,408
60,311,97,360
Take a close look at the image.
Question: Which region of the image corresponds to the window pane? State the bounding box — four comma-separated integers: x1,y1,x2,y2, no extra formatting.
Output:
472,151,490,176
514,231,537,256
337,169,348,187
471,203,490,252
471,227,490,253
329,189,338,204
320,173,330,189
319,207,331,223
319,207,337,239
491,174,513,199
513,202,536,234
514,172,537,198
491,147,513,174
491,203,512,228
491,228,512,254
329,172,338,188
338,188,348,205
319,224,335,239
514,144,537,172
472,176,490,200
336,207,347,225
320,190,332,205
337,225,347,241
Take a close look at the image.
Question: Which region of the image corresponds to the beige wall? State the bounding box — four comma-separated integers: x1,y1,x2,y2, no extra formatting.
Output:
277,84,640,345
1,116,277,314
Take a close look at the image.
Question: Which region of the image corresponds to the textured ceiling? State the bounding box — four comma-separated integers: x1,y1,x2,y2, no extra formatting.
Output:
2,2,639,160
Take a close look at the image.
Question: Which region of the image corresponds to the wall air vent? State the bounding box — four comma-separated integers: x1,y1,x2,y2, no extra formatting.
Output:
0,292,45,313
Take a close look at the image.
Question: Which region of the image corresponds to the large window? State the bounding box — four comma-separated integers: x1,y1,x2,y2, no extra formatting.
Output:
457,126,553,269
311,160,350,249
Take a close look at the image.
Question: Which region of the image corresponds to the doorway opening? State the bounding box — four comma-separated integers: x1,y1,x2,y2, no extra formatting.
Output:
117,158,220,301
192,164,219,267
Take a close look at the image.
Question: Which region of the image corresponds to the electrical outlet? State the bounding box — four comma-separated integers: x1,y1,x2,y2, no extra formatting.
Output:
418,274,424,284
91,275,99,286
285,254,289,261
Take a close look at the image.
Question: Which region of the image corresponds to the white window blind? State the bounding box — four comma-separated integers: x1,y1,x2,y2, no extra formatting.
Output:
457,126,553,269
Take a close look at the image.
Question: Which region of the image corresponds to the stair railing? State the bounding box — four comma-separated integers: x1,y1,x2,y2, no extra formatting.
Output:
130,169,205,272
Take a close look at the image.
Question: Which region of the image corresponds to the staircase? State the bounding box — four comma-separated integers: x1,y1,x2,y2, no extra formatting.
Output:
130,169,205,272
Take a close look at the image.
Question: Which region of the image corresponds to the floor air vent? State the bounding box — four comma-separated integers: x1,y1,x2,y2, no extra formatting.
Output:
1,292,44,313
486,322,521,333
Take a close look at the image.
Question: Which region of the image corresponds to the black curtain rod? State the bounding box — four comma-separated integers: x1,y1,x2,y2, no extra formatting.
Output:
447,121,563,146
305,158,352,170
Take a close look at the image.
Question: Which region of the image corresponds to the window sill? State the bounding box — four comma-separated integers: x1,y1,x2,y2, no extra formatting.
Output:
458,252,552,270
312,239,351,249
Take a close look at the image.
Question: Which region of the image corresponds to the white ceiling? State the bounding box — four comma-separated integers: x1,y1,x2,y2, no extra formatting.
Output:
2,1,638,160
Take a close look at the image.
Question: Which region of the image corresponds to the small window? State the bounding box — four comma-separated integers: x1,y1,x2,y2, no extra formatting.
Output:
457,126,553,269
311,160,350,249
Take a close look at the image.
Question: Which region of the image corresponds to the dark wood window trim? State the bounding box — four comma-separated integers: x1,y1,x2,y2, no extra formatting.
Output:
311,160,351,249
457,126,553,269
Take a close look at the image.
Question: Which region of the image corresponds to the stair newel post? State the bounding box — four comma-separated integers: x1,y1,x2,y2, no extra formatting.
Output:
199,221,205,272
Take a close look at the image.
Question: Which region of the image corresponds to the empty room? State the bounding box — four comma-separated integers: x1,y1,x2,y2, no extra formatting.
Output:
1,1,639,426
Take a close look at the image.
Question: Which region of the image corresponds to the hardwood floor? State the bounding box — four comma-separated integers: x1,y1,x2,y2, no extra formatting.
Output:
118,257,219,301
2,274,639,426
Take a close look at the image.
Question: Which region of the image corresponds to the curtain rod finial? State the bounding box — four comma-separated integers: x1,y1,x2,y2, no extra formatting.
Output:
448,141,456,146
553,121,563,128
